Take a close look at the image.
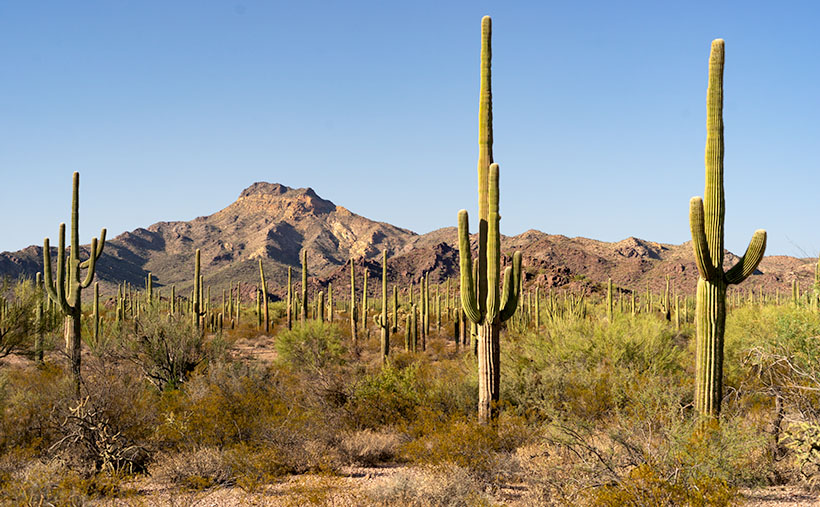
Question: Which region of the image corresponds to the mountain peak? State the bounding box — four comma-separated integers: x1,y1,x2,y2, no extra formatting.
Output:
239,182,291,198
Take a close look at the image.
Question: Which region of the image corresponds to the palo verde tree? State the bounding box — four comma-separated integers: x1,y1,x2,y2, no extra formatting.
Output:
689,39,766,418
43,172,106,396
458,16,522,424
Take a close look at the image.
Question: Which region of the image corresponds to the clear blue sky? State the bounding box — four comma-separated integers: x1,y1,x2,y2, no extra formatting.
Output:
1,1,818,257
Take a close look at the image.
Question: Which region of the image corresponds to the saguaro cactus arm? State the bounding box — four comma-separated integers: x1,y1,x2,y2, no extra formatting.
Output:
724,230,767,284
457,210,481,324
79,238,99,288
689,197,717,281
43,227,71,314
485,163,501,318
499,251,522,322
79,229,106,270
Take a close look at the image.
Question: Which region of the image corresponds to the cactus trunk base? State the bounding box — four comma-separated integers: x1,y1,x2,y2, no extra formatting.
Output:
68,309,82,396
477,320,501,424
694,277,726,418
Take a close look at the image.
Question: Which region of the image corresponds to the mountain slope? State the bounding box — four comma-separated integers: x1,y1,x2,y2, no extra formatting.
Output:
1,182,815,299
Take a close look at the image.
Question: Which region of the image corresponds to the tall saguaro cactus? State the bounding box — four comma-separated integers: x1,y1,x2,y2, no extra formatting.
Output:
259,259,269,333
458,16,522,425
301,250,308,326
43,172,106,396
350,258,358,346
689,39,767,418
374,250,390,362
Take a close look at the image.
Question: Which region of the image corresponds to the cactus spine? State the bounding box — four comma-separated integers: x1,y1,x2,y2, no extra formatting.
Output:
689,39,767,418
373,250,390,362
458,16,522,424
42,172,106,395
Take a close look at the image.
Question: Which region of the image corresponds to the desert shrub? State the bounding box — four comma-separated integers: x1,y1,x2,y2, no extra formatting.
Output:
536,411,762,504
224,443,291,492
49,393,151,473
275,320,347,372
268,300,288,320
0,459,133,506
782,421,820,489
503,314,688,422
732,306,820,486
118,308,212,390
401,413,530,483
588,462,736,506
0,363,73,452
740,307,820,419
150,447,234,490
274,320,351,411
346,361,423,428
366,464,493,507
0,278,41,359
156,360,341,474
339,429,403,466
156,361,288,448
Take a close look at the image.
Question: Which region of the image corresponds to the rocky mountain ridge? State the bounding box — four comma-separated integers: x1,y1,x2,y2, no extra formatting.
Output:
0,182,815,299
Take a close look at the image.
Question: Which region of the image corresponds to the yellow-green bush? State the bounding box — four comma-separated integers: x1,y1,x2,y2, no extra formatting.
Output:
401,413,531,482
589,462,736,506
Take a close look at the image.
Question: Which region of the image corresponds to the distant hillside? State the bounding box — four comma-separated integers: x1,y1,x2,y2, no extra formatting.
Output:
1,182,815,300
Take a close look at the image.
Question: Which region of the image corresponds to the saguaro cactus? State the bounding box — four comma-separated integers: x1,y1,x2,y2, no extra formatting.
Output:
374,250,390,362
286,267,293,330
35,272,44,364
457,15,522,424
43,172,106,395
192,250,203,329
259,259,269,333
689,39,766,418
813,253,820,311
301,250,308,326
350,258,358,345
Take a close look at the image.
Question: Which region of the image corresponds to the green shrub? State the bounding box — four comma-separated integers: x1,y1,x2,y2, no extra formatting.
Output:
275,320,347,372
503,314,688,422
346,361,423,429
